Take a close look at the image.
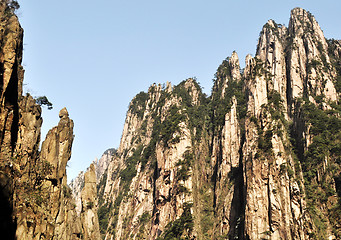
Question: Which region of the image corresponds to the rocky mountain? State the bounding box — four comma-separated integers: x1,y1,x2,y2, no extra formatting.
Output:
70,148,115,215
0,2,100,239
80,163,101,239
1,2,340,240
70,170,85,215
94,8,341,240
95,148,116,184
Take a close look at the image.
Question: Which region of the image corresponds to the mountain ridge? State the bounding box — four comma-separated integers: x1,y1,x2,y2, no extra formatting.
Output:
0,3,340,239
90,7,341,239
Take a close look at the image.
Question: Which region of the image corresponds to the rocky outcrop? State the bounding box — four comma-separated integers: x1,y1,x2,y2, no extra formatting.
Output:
14,108,83,240
0,4,33,239
287,8,337,104
95,148,114,183
70,170,85,215
0,4,89,240
81,163,101,239
40,108,74,181
70,148,115,215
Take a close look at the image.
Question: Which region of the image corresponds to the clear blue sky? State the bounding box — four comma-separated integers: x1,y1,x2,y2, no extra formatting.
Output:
16,0,341,181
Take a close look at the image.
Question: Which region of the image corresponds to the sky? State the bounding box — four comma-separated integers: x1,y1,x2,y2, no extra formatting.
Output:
16,0,341,181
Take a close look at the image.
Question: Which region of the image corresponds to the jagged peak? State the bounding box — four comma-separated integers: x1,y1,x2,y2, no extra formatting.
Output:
230,51,239,63
212,52,242,96
245,54,253,66
165,81,172,92
290,7,313,20
259,19,287,36
229,51,241,82
256,18,288,62
59,107,69,118
288,7,326,45
289,8,315,31
148,83,162,94
243,54,254,78
183,77,199,89
265,19,277,28
103,148,115,155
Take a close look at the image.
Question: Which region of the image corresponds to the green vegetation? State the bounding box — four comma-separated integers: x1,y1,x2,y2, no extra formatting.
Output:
159,105,185,146
267,90,286,125
288,97,341,238
136,212,151,239
254,89,288,160
327,39,341,92
138,212,151,224
63,185,72,199
120,145,143,191
175,154,191,193
158,202,194,240
129,91,149,118
87,201,94,209
301,100,341,199
4,0,20,13
101,43,341,238
261,20,282,40
98,204,110,235
110,193,123,238
257,128,273,156
97,170,108,206
35,96,53,110
198,183,214,239
176,150,193,182
97,168,111,237
252,58,267,77
173,79,210,141
6,153,54,209
108,145,145,236
211,58,246,135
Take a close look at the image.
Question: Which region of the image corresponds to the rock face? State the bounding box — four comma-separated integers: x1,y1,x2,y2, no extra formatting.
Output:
95,8,341,240
81,163,101,239
1,3,340,240
95,148,115,183
0,3,90,240
70,148,115,215
70,170,85,215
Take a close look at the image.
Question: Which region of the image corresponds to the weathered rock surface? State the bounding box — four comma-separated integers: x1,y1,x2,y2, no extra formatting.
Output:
95,148,115,183
0,4,89,240
70,148,115,215
70,170,85,215
81,163,101,239
13,106,83,240
95,8,341,240
1,3,340,240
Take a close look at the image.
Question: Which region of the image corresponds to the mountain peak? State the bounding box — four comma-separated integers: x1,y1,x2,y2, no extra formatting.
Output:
289,7,325,42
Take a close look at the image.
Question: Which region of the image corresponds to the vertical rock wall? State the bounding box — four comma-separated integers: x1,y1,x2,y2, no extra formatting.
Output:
0,4,91,240
81,163,101,239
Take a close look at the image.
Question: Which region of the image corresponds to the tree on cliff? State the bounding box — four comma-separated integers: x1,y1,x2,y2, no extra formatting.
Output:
5,0,20,12
35,96,53,110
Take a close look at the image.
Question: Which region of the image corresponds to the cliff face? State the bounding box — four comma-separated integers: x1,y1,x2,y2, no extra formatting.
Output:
2,3,340,239
70,148,115,215
96,8,341,240
0,3,97,239
81,163,101,239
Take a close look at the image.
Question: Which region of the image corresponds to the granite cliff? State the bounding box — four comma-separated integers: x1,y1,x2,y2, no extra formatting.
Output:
92,8,341,240
0,2,100,239
1,3,340,240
